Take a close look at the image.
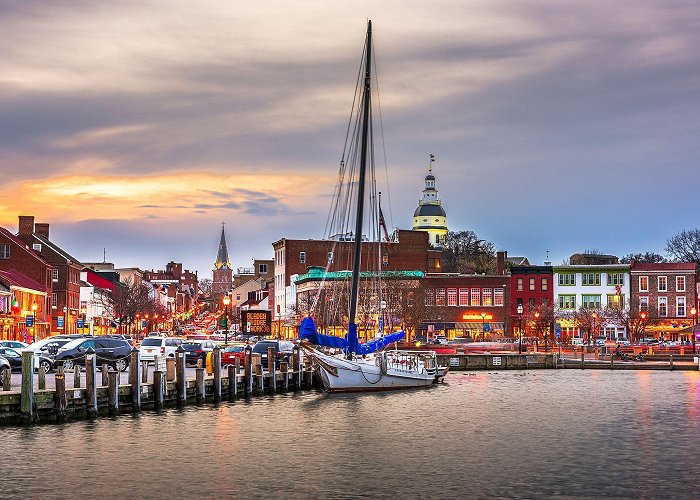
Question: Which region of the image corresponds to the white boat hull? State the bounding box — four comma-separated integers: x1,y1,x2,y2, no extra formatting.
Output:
305,348,441,393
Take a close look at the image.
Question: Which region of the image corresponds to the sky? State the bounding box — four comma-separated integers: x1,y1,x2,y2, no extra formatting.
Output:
1,0,698,277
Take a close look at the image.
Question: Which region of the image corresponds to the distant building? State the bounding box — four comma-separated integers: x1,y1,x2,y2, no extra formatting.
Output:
144,261,198,315
212,224,233,300
412,158,448,248
234,259,274,287
510,265,554,337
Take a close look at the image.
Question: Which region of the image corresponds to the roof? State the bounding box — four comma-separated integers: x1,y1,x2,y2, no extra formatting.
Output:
630,262,697,272
0,282,10,294
214,225,231,270
0,269,47,294
32,233,82,264
295,266,424,284
0,226,50,266
507,257,529,266
413,204,446,217
425,174,435,181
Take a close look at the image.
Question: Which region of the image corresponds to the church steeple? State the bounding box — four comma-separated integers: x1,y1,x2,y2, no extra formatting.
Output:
214,223,231,270
412,154,448,247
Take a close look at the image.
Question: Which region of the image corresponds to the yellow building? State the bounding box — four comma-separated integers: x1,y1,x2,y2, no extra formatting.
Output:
412,156,448,247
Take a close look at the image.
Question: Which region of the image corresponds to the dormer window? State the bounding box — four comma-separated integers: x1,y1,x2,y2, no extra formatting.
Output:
32,243,42,252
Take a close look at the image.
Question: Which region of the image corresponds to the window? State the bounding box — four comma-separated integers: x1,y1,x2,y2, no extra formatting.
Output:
658,276,667,292
582,295,601,309
607,294,624,308
639,276,649,292
32,243,42,252
676,276,686,292
327,252,333,264
0,244,8,259
516,278,523,291
52,293,57,308
558,273,575,286
541,278,548,291
558,295,576,309
639,296,648,311
607,273,624,286
529,278,535,291
470,288,481,306
582,273,601,286
447,288,457,306
424,289,434,306
482,288,493,306
299,252,306,264
259,264,268,274
435,288,446,306
658,296,667,317
494,288,504,306
458,288,469,306
52,269,58,281
677,296,686,317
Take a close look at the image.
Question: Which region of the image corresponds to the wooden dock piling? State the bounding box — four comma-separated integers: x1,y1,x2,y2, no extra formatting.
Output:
73,365,81,388
55,365,67,420
85,349,98,418
2,366,10,391
38,365,46,390
268,347,276,393
153,370,164,409
20,350,34,422
101,363,109,387
130,348,141,412
107,370,119,415
195,367,205,404
213,345,221,403
281,361,289,392
227,364,236,401
255,363,263,394
244,347,252,396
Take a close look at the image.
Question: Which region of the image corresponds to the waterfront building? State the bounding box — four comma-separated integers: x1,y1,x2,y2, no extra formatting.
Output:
553,262,631,341
79,268,118,335
144,261,198,317
629,261,699,341
509,265,554,337
212,224,233,300
412,158,448,248
16,216,81,334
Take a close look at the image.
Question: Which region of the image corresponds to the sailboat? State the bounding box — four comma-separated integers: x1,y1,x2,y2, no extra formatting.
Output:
298,20,447,392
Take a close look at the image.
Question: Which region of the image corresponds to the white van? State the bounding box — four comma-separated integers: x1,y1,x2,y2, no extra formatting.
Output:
139,337,183,362
572,337,585,346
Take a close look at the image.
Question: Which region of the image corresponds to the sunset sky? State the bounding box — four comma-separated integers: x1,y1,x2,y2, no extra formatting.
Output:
1,1,698,276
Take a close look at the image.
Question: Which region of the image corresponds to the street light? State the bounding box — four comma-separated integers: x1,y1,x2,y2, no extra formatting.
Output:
517,303,524,354
691,306,697,354
481,312,486,342
380,300,387,335
223,295,231,345
534,311,541,351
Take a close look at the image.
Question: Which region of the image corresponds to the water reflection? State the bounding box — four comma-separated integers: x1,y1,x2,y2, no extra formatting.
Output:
2,371,700,499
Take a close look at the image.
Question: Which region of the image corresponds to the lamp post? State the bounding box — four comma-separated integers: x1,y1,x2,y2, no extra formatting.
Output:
222,295,231,345
534,311,540,351
31,301,38,341
481,312,486,342
691,306,697,354
380,300,387,336
517,303,524,354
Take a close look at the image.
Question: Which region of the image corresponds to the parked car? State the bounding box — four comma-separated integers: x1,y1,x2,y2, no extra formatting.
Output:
615,340,631,347
182,340,217,365
571,337,585,346
638,338,660,345
0,347,54,373
221,345,246,366
139,337,183,362
252,340,295,369
0,356,10,380
0,340,29,351
595,337,607,346
54,337,132,371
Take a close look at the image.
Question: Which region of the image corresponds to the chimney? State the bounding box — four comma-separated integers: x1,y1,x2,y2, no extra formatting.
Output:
18,215,35,238
497,251,507,275
35,223,50,239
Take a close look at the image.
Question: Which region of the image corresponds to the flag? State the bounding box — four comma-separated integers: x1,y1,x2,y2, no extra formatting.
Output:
379,206,391,243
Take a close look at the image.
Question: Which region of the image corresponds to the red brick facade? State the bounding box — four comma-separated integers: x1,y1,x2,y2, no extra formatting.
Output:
509,266,554,336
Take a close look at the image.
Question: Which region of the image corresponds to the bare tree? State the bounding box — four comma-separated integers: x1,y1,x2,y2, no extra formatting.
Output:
442,230,497,274
523,302,558,351
666,228,700,262
619,252,666,264
198,278,213,298
606,297,653,343
571,306,606,346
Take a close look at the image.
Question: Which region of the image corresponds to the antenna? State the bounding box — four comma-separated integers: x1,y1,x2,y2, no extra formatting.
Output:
103,248,106,263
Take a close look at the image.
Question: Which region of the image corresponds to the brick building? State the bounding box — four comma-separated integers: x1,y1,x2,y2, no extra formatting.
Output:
509,265,554,337
15,216,81,334
630,262,699,342
144,261,199,316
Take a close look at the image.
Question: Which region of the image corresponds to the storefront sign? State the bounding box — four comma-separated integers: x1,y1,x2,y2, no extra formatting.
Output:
25,315,34,327
57,316,65,328
241,310,271,335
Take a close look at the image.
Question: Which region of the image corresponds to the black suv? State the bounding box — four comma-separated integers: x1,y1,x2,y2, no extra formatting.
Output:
54,337,132,371
252,340,295,369
182,340,217,366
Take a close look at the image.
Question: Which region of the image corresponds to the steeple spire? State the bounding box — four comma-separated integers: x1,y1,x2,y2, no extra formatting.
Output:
214,222,231,270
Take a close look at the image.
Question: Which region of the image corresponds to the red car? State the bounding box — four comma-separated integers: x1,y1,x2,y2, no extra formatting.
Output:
221,345,246,365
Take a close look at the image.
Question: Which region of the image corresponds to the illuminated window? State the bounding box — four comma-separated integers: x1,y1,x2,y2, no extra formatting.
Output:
424,289,435,306
607,294,624,308
658,276,667,292
436,288,446,306
470,288,481,306
676,276,686,292
482,288,492,306
639,296,648,311
558,295,575,309
458,288,469,306
447,288,457,306
677,296,686,317
582,295,601,309
541,278,548,291
494,288,504,306
516,278,523,291
639,276,648,292
529,278,535,291
658,296,667,317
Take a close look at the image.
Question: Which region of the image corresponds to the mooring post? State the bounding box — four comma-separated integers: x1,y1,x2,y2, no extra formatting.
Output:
85,347,98,418
2,365,10,391
292,345,300,390
20,350,34,422
255,363,264,394
101,363,109,387
141,361,149,383
611,353,615,369
108,370,119,415
176,345,186,405
38,364,46,390
195,367,205,404
227,364,236,401
281,361,289,392
581,350,585,369
73,365,81,389
213,345,221,403
244,345,252,396
267,346,276,393
670,354,674,371
130,347,140,412
153,370,164,409
55,365,67,420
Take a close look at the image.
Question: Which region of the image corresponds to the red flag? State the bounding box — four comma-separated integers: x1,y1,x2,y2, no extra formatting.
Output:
379,206,391,243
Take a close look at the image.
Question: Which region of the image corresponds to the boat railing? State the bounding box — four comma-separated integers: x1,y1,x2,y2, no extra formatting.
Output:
384,351,436,372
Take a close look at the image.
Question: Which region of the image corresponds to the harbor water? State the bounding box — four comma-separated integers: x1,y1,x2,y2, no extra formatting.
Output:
3,370,700,498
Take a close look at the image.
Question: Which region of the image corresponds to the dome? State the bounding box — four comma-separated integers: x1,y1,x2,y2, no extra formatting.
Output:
425,174,435,181
413,204,446,217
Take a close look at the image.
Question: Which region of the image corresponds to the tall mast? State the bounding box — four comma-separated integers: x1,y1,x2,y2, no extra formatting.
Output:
348,20,372,327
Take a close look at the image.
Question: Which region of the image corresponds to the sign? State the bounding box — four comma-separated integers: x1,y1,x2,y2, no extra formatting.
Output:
378,318,384,332
241,310,272,335
77,319,84,328
57,316,65,328
156,357,166,372
141,320,147,329
449,357,460,367
25,315,34,327
493,356,502,366
555,322,562,339
484,323,491,332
